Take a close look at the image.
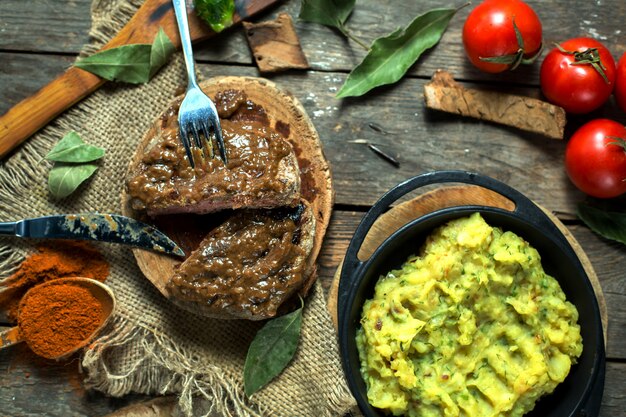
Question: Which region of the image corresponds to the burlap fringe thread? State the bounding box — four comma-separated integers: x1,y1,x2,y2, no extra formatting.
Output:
82,316,265,417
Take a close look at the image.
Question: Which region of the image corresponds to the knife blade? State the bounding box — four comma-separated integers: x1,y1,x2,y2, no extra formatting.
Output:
0,213,185,257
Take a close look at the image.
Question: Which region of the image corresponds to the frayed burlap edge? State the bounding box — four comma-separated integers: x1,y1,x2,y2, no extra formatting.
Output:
81,316,265,417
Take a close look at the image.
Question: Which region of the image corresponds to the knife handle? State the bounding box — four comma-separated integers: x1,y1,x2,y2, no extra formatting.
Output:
0,221,17,235
0,68,105,159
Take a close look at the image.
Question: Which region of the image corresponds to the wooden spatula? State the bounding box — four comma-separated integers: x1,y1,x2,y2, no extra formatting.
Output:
0,0,281,159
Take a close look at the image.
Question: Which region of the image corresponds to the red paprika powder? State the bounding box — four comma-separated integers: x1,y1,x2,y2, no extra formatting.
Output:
0,241,109,321
18,281,105,359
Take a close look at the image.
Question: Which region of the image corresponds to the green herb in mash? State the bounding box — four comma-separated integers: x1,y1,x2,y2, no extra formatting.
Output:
356,213,582,417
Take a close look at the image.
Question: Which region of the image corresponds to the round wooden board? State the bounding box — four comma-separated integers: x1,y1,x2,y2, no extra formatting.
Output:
121,76,334,315
327,185,609,345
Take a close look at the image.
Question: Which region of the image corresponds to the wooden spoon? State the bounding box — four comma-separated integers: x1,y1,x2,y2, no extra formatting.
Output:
0,277,115,360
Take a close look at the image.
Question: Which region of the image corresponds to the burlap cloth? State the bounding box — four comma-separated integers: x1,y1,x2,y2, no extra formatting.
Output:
0,0,356,415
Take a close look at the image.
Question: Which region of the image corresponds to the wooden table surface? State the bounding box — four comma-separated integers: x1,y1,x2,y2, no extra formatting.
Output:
1,0,625,416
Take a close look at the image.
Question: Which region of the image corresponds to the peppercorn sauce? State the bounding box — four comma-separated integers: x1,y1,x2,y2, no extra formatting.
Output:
166,204,311,319
126,90,298,214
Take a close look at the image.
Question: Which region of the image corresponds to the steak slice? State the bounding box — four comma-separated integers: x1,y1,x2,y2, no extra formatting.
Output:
125,90,301,216
166,201,315,320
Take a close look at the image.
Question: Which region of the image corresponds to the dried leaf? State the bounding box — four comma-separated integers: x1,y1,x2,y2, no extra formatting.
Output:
336,7,458,98
577,203,626,246
194,0,235,33
45,131,105,163
299,0,356,31
75,44,152,84
48,164,99,199
150,28,176,78
243,304,303,396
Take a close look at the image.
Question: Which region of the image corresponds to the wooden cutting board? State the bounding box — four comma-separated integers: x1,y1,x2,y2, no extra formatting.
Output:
121,76,334,317
327,185,609,345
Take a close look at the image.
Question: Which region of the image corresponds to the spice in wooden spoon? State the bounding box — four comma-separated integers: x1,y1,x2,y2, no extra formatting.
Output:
0,277,115,360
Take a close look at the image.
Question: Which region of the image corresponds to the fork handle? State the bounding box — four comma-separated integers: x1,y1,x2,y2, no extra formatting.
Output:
172,0,200,89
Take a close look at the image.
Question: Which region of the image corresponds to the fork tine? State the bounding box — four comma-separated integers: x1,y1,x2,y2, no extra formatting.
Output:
200,120,214,159
191,121,203,149
179,125,196,169
209,113,227,164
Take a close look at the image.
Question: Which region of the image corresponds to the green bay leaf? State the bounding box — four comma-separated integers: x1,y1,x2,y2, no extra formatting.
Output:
577,203,626,245
336,7,458,98
48,163,99,199
243,305,303,397
299,0,356,30
194,0,235,33
150,28,176,78
74,44,152,84
46,131,105,163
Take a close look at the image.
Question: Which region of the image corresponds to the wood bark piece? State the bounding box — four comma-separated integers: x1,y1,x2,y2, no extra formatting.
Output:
424,70,567,140
243,13,309,73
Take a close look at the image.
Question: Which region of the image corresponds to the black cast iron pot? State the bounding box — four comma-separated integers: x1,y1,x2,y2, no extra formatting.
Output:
337,171,605,417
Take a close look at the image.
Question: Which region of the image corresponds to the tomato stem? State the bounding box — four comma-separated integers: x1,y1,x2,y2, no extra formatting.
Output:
554,43,610,84
478,18,542,70
606,135,626,153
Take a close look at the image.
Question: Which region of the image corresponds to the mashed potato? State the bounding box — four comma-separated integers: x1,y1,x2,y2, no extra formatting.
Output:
356,213,582,417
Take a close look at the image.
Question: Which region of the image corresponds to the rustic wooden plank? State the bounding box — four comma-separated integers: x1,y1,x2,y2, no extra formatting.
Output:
0,344,148,416
2,0,625,86
317,211,626,359
0,0,92,53
2,57,624,215
0,53,75,115
600,361,626,417
194,64,626,216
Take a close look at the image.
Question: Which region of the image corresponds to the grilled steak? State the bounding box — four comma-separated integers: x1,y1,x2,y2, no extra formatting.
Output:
125,90,301,216
166,201,315,320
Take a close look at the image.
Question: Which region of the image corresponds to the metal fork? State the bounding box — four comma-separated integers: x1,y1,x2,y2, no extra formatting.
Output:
172,0,227,168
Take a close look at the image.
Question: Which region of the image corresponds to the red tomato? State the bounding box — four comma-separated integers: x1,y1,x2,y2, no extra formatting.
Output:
615,52,626,113
462,0,543,73
565,119,626,198
540,38,616,114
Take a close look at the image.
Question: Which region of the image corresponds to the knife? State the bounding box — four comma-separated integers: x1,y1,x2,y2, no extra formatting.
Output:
0,213,185,257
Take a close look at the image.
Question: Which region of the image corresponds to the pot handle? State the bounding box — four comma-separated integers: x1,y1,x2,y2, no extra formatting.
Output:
339,170,566,306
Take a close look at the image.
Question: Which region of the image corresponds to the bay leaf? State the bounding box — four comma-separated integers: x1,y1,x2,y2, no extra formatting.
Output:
48,163,99,199
194,0,235,33
577,203,626,245
45,131,105,163
336,7,458,98
74,44,152,84
150,28,176,78
299,0,356,31
243,304,303,397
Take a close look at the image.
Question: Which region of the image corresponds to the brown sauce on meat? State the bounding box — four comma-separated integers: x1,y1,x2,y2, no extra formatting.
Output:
126,90,293,212
166,205,308,319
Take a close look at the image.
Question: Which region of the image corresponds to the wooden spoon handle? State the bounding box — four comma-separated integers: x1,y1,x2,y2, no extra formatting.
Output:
0,0,282,159
0,68,104,158
0,326,23,349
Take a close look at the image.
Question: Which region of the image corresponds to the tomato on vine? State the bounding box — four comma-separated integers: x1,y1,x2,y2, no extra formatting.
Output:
615,52,626,113
540,38,616,114
462,0,543,73
565,119,626,199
